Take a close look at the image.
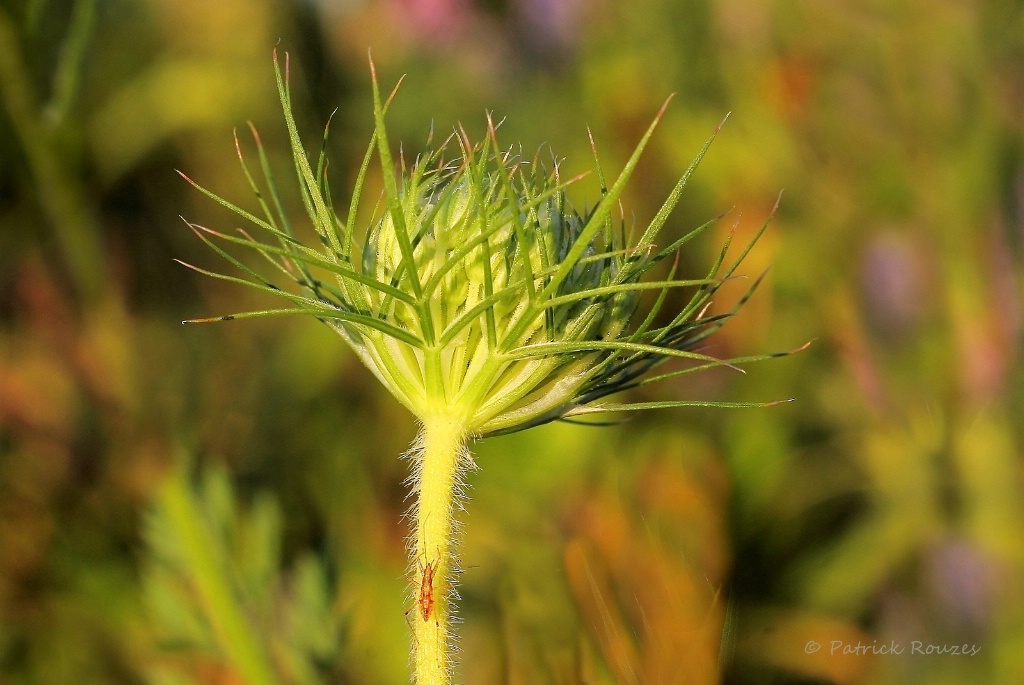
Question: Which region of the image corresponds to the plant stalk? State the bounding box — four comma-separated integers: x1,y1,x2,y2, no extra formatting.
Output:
412,414,469,684
0,7,107,304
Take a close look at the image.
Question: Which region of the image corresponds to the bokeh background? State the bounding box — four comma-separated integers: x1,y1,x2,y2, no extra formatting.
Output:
2,1,1023,683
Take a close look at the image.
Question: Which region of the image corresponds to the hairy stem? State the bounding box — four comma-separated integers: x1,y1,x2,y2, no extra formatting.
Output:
412,414,470,685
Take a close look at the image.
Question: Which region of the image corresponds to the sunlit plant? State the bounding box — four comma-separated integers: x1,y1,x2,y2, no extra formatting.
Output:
179,51,787,685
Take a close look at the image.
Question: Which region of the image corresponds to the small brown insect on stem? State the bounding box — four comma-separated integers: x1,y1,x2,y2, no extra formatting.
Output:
418,558,438,623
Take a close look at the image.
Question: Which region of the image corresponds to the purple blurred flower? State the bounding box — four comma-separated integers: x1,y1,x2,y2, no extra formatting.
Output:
392,0,470,41
859,231,929,343
517,0,584,41
926,539,998,636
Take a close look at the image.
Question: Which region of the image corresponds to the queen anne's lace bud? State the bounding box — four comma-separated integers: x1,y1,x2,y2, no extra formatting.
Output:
181,54,783,437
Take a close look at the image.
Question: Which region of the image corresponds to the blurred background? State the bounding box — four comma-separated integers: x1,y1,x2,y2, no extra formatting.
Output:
2,0,1023,683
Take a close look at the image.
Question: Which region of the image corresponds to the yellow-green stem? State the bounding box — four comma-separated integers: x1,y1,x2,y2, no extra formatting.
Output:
413,414,469,685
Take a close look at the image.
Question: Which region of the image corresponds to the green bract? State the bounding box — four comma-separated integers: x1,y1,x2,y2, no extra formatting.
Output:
180,54,782,439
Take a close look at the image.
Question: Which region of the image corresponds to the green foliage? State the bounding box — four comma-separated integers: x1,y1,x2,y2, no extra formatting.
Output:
144,464,341,685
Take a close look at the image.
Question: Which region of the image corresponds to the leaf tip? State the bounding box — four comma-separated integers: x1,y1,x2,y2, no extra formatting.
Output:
716,111,732,133
652,93,675,124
